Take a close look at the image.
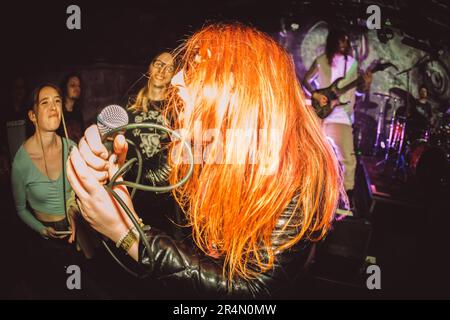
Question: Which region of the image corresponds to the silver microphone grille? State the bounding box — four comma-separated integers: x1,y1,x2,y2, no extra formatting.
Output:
97,105,129,137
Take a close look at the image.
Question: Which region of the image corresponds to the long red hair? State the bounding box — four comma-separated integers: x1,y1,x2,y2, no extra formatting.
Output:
165,23,342,281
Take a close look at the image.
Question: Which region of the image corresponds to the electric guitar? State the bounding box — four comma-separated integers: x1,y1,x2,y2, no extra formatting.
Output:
311,60,396,119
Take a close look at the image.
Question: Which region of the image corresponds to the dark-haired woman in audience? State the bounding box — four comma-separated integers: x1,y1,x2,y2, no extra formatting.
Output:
11,84,79,298
59,73,85,143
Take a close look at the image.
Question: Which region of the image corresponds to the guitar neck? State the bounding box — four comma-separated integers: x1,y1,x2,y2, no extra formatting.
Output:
336,63,383,95
336,76,362,95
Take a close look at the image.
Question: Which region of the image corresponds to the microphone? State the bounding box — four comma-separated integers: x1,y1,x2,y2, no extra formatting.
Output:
97,104,129,136
96,104,129,152
97,104,169,187
95,103,194,193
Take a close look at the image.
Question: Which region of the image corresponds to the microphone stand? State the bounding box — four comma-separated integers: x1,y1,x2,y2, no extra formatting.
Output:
373,95,392,156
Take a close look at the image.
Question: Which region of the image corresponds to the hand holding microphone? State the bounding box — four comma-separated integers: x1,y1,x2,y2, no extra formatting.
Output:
67,104,193,262
67,105,137,251
76,105,129,184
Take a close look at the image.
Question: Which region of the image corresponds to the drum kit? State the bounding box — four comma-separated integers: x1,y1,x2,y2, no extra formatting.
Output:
369,88,450,184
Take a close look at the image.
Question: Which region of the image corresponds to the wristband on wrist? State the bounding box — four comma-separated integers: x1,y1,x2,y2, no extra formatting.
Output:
116,226,138,253
116,219,145,253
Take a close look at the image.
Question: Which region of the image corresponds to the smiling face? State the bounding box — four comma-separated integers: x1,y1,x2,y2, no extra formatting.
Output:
148,52,175,88
30,86,62,132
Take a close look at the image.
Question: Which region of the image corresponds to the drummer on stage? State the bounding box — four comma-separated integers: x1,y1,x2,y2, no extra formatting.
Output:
407,84,433,141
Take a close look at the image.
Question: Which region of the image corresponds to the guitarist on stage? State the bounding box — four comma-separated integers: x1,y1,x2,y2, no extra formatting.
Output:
302,28,372,209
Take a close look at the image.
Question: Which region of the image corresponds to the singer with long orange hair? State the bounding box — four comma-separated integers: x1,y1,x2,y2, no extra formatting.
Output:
67,23,344,298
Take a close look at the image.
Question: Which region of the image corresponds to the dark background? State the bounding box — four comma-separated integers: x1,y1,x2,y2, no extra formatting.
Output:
3,0,450,123
3,0,450,69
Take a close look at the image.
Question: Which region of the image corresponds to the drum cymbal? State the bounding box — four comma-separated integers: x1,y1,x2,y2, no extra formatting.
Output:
389,87,415,101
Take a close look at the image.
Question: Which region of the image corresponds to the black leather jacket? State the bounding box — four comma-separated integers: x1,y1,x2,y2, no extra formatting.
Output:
137,195,316,299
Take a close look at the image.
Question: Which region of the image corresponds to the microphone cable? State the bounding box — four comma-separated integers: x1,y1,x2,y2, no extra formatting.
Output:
98,123,194,278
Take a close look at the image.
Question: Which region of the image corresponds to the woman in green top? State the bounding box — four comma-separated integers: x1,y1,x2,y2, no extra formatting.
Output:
11,83,78,297
11,84,76,238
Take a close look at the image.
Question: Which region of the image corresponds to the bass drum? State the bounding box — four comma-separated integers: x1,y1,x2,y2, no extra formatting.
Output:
406,140,449,188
